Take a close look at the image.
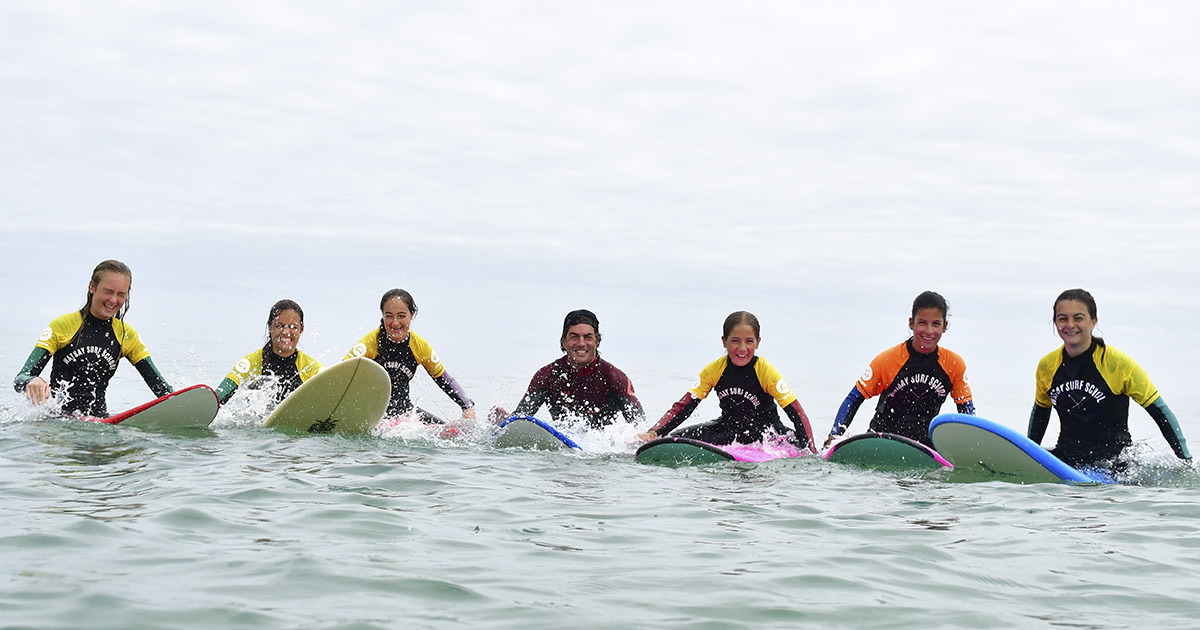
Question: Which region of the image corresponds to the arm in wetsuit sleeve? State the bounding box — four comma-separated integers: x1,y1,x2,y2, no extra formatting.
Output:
433,371,474,410
1146,397,1191,461
13,348,51,393
957,401,976,415
621,394,647,425
646,392,701,437
513,388,549,418
784,399,816,451
828,386,866,439
1028,404,1051,444
135,357,173,398
215,378,239,405
606,390,647,425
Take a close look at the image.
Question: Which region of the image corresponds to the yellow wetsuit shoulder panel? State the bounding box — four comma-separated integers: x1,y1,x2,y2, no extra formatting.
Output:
408,331,446,379
752,356,799,408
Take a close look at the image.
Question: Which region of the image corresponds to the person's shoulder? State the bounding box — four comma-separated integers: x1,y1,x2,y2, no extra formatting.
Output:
237,347,267,365
937,346,967,364
751,355,778,370
1095,343,1136,367
407,330,434,351
113,316,141,337
230,348,265,378
597,356,632,378
704,355,730,369
296,350,323,368
533,357,565,377
750,355,788,379
697,355,730,378
48,311,82,326
872,341,910,363
1035,346,1064,373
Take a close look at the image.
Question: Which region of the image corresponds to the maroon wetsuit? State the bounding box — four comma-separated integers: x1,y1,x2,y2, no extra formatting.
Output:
514,355,646,429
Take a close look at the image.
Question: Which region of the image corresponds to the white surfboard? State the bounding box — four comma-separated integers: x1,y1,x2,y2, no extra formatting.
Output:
263,357,391,435
89,384,220,430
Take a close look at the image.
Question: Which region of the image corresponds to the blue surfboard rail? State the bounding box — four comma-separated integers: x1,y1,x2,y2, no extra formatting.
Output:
497,414,583,450
929,413,1114,484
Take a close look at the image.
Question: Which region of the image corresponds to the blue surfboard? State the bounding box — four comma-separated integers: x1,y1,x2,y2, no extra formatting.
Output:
493,414,582,451
929,413,1114,484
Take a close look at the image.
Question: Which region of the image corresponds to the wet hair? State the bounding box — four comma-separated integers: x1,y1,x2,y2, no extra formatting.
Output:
82,259,133,320
380,288,418,315
264,299,305,343
1053,288,1105,349
1054,288,1097,320
911,291,949,320
560,309,601,352
722,311,761,339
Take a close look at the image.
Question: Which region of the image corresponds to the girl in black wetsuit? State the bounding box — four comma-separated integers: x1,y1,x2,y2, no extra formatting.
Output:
640,311,815,450
344,289,474,424
214,300,323,405
13,260,172,417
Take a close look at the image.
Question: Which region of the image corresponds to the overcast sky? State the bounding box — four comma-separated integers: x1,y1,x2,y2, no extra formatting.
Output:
3,2,1199,418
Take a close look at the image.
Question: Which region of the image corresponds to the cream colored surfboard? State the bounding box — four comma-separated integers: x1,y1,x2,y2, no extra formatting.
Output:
263,357,391,435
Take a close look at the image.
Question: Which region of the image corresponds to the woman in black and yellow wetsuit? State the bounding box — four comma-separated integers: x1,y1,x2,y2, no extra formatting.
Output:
824,291,975,449
639,311,816,450
13,260,173,417
1029,289,1190,471
214,300,322,405
344,289,474,424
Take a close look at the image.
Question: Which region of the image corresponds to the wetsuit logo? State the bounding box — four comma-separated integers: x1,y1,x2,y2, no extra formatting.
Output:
384,361,415,380
717,387,762,408
1048,380,1106,406
430,351,440,366
39,327,53,342
858,365,873,384
235,358,252,375
62,345,118,373
351,343,368,358
776,380,791,396
890,373,948,399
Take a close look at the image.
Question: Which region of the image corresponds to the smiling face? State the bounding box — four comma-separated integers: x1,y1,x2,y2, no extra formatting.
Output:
269,309,304,357
88,271,131,320
381,296,414,342
908,307,947,354
722,322,760,367
562,323,599,368
1054,299,1097,356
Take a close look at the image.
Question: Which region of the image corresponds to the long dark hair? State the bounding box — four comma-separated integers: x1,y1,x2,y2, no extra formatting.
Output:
81,259,133,320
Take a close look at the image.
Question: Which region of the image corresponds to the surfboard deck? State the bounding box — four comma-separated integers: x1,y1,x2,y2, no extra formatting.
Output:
825,432,952,471
929,413,1114,484
635,436,803,466
493,415,581,450
86,384,220,430
263,357,391,435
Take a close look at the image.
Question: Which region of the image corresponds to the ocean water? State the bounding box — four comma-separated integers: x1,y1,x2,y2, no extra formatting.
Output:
3,341,1200,629
3,416,1200,630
